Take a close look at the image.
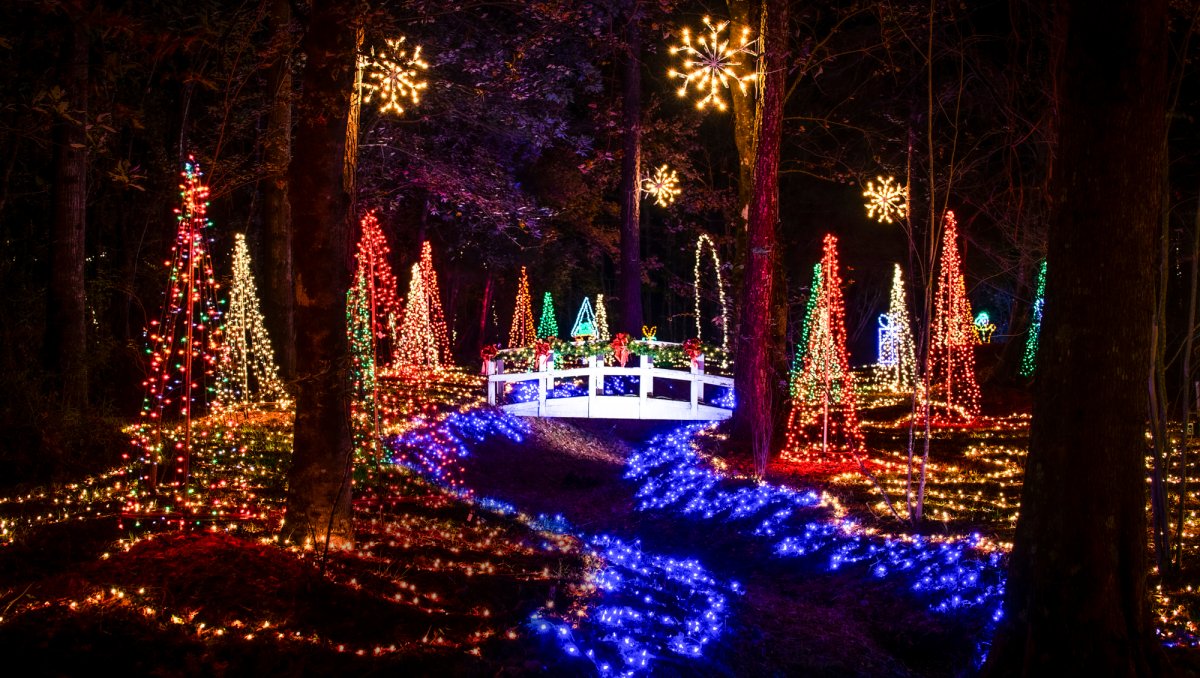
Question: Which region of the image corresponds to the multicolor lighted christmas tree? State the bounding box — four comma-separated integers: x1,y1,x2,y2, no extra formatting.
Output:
571,297,597,339
877,263,919,393
594,293,611,342
394,263,440,370
216,234,289,409
508,266,536,348
347,211,403,383
537,291,559,339
782,235,866,471
131,157,224,496
928,210,981,422
347,211,402,455
417,240,451,364
1020,260,1047,377
789,263,822,398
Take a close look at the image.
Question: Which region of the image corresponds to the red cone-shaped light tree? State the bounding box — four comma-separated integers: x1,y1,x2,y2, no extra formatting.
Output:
781,234,867,473
927,210,981,423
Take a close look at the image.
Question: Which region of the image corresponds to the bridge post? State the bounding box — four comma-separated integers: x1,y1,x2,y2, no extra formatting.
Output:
486,359,500,405
639,354,653,419
588,354,598,417
690,354,703,414
538,353,551,416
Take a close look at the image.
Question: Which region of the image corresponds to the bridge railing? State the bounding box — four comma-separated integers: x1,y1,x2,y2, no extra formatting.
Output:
485,350,734,420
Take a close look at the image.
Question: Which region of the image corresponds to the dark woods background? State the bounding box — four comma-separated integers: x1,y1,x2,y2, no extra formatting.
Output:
3,0,1200,469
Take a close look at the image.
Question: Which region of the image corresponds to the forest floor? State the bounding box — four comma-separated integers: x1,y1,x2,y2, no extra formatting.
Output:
2,371,1200,676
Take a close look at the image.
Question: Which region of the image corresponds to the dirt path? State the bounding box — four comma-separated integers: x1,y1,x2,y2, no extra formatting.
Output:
464,418,977,677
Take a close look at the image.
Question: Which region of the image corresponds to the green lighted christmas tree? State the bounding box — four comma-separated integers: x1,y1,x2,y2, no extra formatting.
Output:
537,291,559,339
1020,260,1047,377
570,297,597,339
789,263,822,398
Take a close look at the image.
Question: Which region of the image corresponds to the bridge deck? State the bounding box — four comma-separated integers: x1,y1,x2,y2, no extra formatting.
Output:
485,350,733,421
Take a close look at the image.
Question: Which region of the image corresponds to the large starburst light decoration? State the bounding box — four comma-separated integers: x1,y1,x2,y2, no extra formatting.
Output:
642,165,681,207
668,17,757,112
362,36,429,116
863,175,908,224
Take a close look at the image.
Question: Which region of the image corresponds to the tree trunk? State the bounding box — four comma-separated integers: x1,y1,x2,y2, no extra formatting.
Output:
261,0,296,382
283,0,357,551
726,0,757,215
47,17,88,410
982,0,1166,673
618,10,643,334
733,0,787,478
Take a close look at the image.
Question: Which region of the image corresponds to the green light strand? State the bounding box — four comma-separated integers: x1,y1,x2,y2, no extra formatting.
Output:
1020,260,1047,377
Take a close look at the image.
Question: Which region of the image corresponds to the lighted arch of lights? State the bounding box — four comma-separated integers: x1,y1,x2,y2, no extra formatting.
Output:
693,233,729,351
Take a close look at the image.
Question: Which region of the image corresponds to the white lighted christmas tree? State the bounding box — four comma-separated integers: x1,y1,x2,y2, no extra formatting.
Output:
216,234,289,409
394,263,440,370
877,263,919,393
417,240,451,364
594,294,611,342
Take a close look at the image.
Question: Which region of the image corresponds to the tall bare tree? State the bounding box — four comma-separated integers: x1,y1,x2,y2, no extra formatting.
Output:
47,11,89,409
618,3,644,334
261,0,296,382
734,0,788,478
983,0,1167,672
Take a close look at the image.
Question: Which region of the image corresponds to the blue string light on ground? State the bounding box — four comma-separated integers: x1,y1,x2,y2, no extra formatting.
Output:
625,425,1007,625
389,408,740,676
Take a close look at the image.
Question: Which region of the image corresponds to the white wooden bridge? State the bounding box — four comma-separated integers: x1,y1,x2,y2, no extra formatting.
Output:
485,349,734,421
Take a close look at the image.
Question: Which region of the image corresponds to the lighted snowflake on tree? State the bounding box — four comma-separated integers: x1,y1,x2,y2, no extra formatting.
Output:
362,37,428,116
862,175,908,224
667,17,757,112
642,165,681,207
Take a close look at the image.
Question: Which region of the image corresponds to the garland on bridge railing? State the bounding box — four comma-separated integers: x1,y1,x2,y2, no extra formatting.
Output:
494,339,731,372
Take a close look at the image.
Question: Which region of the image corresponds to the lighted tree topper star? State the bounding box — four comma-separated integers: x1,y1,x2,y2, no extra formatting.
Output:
668,17,757,112
642,165,681,207
362,37,428,115
862,175,908,224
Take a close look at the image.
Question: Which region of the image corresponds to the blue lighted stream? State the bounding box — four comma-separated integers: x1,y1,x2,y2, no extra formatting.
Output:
388,409,1003,676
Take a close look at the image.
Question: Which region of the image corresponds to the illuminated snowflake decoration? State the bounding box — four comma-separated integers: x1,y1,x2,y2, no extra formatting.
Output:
667,17,757,112
862,175,908,224
362,37,428,116
642,164,681,207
